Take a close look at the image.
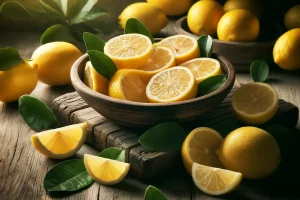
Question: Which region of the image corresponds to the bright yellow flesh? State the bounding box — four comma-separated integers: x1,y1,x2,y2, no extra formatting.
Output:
181,58,223,84
84,154,130,185
231,83,279,125
121,73,148,102
182,127,223,174
146,67,197,103
31,122,88,159
192,163,243,195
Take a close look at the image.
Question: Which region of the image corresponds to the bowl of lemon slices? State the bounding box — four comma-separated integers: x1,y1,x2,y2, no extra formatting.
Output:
71,34,235,127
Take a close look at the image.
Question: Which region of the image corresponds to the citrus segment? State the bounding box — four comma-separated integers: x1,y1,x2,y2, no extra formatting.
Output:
84,154,130,185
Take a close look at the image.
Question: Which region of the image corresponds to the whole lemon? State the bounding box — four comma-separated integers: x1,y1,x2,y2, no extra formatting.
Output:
147,0,193,16
31,42,82,86
187,0,224,36
218,127,281,179
273,28,300,71
223,0,263,19
284,5,300,30
119,3,168,34
0,62,38,102
217,9,260,42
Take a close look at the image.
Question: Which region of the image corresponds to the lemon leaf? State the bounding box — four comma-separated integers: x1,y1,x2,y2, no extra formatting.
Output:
39,0,65,21
144,185,168,200
0,47,24,71
197,75,227,96
250,60,269,82
197,34,213,58
0,1,33,21
44,159,94,194
125,18,155,44
98,147,126,162
68,0,101,24
83,32,105,52
87,50,117,80
19,95,59,131
139,122,187,152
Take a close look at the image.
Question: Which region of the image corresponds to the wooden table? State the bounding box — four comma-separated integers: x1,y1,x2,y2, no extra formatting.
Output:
1,25,300,200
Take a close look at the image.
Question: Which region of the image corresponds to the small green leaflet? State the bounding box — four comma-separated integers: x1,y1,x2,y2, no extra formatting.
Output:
98,147,126,162
197,35,213,58
19,95,59,131
44,159,94,193
0,47,24,71
139,122,187,152
0,1,32,21
144,185,168,200
125,18,155,44
87,50,117,80
83,32,105,52
197,75,227,97
250,60,269,82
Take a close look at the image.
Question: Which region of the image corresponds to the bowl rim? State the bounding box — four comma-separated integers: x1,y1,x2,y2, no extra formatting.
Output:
175,16,276,47
71,53,235,108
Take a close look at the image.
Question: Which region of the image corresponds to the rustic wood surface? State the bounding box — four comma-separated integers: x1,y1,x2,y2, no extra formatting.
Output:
1,20,300,200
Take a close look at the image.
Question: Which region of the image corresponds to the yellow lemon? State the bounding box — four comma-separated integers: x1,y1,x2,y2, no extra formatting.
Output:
284,5,300,30
119,2,168,34
84,61,109,95
181,127,224,174
84,154,130,185
146,67,197,103
157,35,200,64
217,9,260,42
187,0,224,36
223,0,263,19
273,28,300,71
231,82,278,125
147,0,193,16
181,58,223,84
0,62,38,103
192,163,242,196
104,34,153,70
31,42,82,86
218,127,281,179
31,122,88,159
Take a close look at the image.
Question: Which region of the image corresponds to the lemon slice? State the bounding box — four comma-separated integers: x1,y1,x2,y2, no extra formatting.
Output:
104,34,152,69
138,46,176,73
146,66,197,103
231,82,279,125
84,61,109,95
31,122,88,159
192,163,243,196
156,35,200,64
181,127,223,174
181,58,223,84
84,154,130,185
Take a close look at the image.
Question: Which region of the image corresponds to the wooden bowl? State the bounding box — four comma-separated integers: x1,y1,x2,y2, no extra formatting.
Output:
71,54,235,127
175,16,278,72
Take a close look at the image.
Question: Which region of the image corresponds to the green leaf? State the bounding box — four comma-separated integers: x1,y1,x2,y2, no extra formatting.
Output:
125,18,155,44
98,147,126,162
19,95,59,131
87,50,117,80
69,0,99,24
39,0,65,21
0,47,24,71
44,159,94,193
0,1,32,21
197,35,213,58
83,32,105,52
40,24,79,45
139,122,187,152
197,75,227,97
79,7,109,23
250,60,269,82
144,185,168,200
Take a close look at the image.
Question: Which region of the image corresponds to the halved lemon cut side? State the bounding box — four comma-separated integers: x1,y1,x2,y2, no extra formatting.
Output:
181,58,223,84
156,35,200,64
84,154,130,185
31,122,88,159
231,82,279,125
192,163,243,196
146,66,197,103
104,34,152,69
